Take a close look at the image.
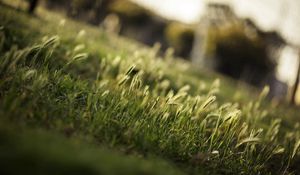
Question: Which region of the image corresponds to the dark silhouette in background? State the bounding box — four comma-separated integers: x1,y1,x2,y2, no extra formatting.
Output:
191,3,292,101
28,0,38,14
193,4,281,86
43,0,194,59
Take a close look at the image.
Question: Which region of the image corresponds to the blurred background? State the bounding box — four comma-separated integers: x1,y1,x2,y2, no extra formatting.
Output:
6,0,300,105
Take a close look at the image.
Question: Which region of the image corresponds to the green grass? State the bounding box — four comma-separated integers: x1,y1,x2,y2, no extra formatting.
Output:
0,123,184,175
0,1,300,175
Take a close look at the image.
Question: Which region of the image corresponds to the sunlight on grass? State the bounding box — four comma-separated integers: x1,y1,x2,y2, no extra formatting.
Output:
0,2,300,175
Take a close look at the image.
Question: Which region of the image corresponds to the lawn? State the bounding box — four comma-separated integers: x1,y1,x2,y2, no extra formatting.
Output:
0,1,300,175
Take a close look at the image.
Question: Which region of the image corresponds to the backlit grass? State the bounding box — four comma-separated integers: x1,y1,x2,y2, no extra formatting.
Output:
0,2,300,175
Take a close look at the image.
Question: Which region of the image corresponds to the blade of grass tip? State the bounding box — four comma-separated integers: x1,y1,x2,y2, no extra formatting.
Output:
30,43,46,65
235,137,261,148
211,79,220,89
209,114,221,151
43,36,59,48
73,44,85,52
125,65,136,75
30,45,43,53
15,48,32,66
291,140,300,159
259,86,270,101
200,96,216,110
22,69,37,81
192,96,200,109
118,75,130,86
178,85,190,93
0,29,4,52
72,53,88,62
273,147,285,155
64,53,88,68
0,54,12,76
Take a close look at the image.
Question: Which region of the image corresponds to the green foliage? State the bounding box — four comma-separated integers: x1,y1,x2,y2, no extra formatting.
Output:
0,3,300,175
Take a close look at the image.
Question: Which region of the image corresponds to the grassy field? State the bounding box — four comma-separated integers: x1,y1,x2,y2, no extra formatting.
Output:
0,1,300,175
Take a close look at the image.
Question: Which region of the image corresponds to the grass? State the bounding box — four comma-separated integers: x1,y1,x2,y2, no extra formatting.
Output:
0,123,184,175
0,1,300,175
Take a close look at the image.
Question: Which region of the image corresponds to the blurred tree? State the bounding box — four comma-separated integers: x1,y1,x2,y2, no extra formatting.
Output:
193,3,282,87
42,0,193,59
109,0,149,23
44,0,70,10
165,22,195,58
28,0,38,14
207,24,276,86
44,0,114,24
67,0,114,24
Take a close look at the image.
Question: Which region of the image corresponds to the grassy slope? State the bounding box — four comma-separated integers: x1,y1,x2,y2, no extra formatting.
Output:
0,1,300,175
